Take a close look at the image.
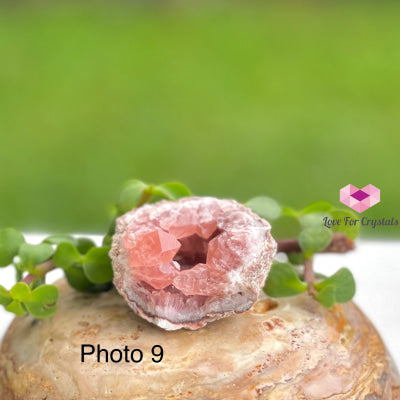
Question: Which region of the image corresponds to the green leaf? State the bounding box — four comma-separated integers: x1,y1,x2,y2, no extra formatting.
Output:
25,285,59,318
102,234,113,247
301,201,333,214
314,268,356,303
75,238,96,254
299,227,333,258
264,262,307,297
246,196,281,221
10,282,31,302
64,264,112,292
29,284,58,304
116,179,148,214
153,182,191,200
43,234,75,245
53,242,82,270
281,206,298,217
6,300,25,316
314,272,329,280
0,228,25,267
287,252,304,265
19,243,54,267
271,215,302,240
83,247,113,284
0,285,12,306
64,264,94,291
102,219,116,247
300,212,330,229
24,302,58,318
315,285,336,308
45,234,97,255
329,209,360,240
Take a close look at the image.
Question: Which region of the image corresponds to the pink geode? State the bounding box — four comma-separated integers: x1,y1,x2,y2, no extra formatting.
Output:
110,197,277,330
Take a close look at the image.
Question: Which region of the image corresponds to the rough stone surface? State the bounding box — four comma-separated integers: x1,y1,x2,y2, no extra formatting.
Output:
1,281,398,400
110,197,277,330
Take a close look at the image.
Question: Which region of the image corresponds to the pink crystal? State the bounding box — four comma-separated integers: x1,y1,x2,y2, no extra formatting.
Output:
131,262,180,290
124,228,181,268
173,263,226,296
110,197,277,330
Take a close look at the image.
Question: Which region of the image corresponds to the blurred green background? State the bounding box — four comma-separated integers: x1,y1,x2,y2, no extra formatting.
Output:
0,1,399,236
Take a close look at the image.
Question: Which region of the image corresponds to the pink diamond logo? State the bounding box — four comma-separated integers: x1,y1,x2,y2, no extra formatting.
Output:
340,184,380,213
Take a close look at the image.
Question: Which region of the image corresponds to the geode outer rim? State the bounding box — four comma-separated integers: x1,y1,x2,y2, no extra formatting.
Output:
110,197,277,330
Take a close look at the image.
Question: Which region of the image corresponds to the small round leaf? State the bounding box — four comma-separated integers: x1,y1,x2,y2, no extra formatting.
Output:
76,238,96,254
10,282,31,302
6,300,26,316
301,201,333,214
314,267,355,303
64,264,112,293
24,284,59,318
300,212,330,229
29,284,59,304
83,247,113,284
103,219,116,247
271,215,302,240
264,262,307,298
299,227,333,258
53,242,82,270
0,285,12,306
246,196,281,221
116,179,148,214
287,252,304,265
43,234,75,245
64,264,95,292
0,228,25,267
24,302,58,318
153,182,191,200
19,243,54,267
281,207,298,217
315,285,336,308
330,209,360,240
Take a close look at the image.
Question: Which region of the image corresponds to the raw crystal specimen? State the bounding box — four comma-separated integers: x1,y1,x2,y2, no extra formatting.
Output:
110,197,277,330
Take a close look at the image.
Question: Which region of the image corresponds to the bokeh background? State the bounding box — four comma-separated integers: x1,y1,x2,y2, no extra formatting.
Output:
1,1,399,236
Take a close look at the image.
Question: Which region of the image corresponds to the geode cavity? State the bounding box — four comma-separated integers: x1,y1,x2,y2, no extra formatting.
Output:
110,197,277,330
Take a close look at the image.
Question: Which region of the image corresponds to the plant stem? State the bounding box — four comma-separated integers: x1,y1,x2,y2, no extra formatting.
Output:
22,260,55,286
277,233,354,254
16,269,22,282
303,257,317,295
303,257,315,282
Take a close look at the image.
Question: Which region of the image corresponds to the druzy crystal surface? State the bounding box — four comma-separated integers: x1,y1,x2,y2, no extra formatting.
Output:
110,197,277,330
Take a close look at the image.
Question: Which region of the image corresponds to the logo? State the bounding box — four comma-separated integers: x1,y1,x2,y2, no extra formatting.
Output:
340,184,380,213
